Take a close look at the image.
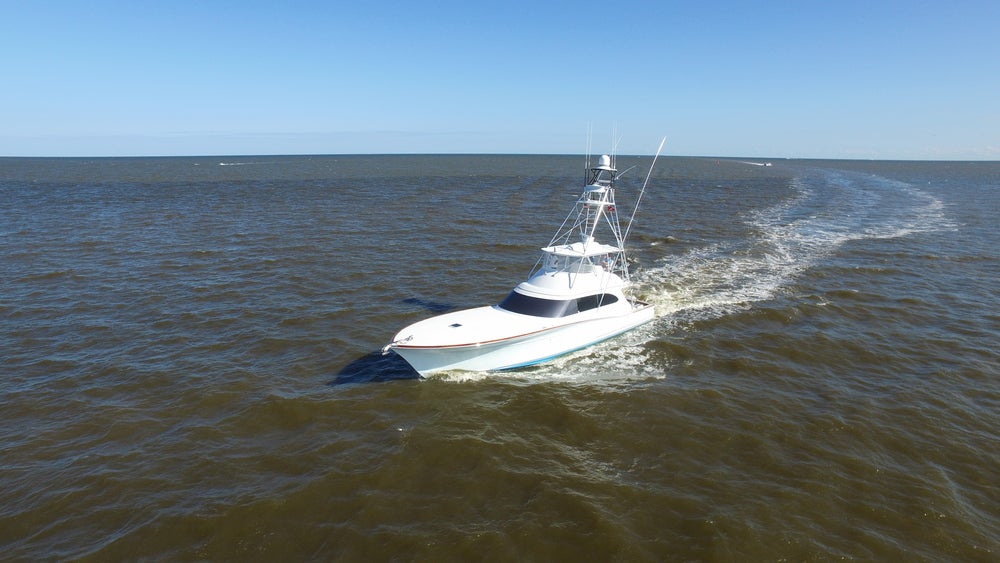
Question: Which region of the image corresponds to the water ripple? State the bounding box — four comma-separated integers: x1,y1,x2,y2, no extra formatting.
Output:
1,156,997,559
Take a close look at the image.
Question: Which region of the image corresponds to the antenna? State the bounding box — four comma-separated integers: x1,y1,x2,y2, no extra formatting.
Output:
623,136,666,243
611,124,622,170
615,164,637,180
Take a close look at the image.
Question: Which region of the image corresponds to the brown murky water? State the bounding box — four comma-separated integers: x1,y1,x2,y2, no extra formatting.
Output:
2,155,997,559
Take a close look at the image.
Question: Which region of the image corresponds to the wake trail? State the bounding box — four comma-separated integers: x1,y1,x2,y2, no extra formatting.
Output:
636,167,953,322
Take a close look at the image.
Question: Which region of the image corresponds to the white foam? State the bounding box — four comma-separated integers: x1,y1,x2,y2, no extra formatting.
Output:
636,168,952,322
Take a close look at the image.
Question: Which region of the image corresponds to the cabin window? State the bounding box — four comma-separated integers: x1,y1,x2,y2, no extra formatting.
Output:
498,292,618,318
498,292,574,318
577,293,618,312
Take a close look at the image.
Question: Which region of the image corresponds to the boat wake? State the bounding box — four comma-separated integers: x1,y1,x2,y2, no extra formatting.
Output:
435,167,952,384
635,168,952,323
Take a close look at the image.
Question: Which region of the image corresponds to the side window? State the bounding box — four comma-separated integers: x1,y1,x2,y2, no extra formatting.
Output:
576,293,619,312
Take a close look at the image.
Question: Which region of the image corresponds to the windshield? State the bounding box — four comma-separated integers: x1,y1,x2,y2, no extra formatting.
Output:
498,292,575,318
497,291,619,318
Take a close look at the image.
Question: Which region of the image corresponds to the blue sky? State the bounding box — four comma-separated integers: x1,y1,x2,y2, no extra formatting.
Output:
2,1,998,159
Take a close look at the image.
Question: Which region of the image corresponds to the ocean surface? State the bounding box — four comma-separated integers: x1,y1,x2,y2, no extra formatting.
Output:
1,154,997,560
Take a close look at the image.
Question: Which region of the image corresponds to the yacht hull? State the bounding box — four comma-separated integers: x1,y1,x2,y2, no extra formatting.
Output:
392,303,653,376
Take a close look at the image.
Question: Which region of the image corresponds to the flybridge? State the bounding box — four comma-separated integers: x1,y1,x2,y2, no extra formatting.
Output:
542,240,621,257
533,152,629,284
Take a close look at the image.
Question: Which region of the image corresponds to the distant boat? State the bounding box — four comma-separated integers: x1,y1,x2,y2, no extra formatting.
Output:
382,146,663,375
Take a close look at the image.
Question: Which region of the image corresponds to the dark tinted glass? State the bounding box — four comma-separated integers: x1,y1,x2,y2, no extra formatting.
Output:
577,293,619,312
498,292,619,317
498,292,574,318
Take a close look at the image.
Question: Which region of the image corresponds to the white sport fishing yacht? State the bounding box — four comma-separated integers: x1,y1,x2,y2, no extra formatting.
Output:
382,147,662,376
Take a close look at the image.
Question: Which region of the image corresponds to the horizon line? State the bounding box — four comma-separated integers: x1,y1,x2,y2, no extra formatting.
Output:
1,152,997,163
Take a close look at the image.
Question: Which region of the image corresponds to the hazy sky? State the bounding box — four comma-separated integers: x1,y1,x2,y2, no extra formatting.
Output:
2,0,998,159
